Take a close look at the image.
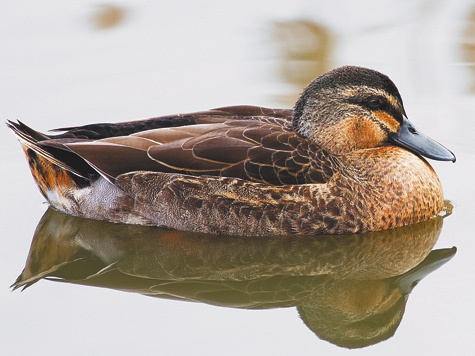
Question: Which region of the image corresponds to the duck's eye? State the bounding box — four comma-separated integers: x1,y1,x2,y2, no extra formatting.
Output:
367,97,384,109
366,97,384,109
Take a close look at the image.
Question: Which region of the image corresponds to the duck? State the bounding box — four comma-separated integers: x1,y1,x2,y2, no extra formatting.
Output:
7,66,455,235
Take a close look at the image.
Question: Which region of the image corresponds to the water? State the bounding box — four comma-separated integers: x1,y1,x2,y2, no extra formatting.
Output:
1,1,475,355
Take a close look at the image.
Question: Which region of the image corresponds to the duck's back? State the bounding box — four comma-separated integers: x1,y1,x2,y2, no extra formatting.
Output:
11,106,333,188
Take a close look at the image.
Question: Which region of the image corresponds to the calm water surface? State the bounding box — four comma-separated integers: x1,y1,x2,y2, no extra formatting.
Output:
1,1,475,355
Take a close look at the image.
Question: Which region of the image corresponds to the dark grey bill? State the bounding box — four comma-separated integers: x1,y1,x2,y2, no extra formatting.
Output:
389,116,456,162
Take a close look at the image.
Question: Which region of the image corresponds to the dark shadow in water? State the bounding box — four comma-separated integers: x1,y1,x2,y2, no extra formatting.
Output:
13,207,455,349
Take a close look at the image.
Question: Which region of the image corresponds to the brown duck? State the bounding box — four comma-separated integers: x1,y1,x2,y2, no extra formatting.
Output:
8,66,455,235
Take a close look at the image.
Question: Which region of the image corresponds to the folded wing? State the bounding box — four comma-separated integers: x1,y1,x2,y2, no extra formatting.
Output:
37,106,332,185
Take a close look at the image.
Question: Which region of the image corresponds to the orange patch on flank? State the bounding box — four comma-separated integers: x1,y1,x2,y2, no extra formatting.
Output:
374,111,400,133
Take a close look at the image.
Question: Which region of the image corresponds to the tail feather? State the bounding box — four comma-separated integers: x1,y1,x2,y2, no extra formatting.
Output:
7,120,89,179
7,120,50,141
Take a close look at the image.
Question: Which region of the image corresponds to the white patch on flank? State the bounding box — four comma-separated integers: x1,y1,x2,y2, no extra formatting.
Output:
46,176,153,225
46,188,75,213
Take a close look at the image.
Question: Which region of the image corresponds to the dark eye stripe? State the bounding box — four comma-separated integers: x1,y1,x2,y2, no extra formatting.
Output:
369,97,403,124
362,114,391,135
372,111,401,133
384,104,403,124
367,96,385,109
347,96,403,124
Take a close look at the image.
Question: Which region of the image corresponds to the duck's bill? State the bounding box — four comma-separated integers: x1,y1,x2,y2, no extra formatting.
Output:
389,116,456,162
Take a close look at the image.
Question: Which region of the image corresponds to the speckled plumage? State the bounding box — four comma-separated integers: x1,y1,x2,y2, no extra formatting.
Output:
8,66,454,235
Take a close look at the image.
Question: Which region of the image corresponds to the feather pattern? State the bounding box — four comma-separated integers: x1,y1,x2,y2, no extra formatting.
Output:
8,66,453,235
27,107,334,185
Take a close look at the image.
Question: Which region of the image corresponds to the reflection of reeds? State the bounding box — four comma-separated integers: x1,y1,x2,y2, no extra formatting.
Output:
270,20,332,106
462,7,475,92
91,4,127,30
12,208,455,348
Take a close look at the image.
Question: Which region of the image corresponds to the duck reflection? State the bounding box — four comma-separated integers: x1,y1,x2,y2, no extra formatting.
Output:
14,207,455,349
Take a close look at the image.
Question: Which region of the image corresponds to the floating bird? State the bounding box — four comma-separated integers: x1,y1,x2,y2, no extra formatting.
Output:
8,66,455,235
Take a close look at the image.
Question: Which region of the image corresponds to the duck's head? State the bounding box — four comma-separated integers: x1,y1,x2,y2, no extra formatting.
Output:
293,66,455,162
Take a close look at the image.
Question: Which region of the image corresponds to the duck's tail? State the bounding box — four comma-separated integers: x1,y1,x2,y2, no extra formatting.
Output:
7,121,92,207
8,121,154,224
7,120,90,178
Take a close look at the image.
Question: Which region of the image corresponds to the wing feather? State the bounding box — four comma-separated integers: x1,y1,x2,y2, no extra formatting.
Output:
11,106,332,186
65,142,173,180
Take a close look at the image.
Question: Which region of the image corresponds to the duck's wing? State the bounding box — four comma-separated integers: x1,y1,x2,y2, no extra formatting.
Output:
141,118,332,185
13,106,333,185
